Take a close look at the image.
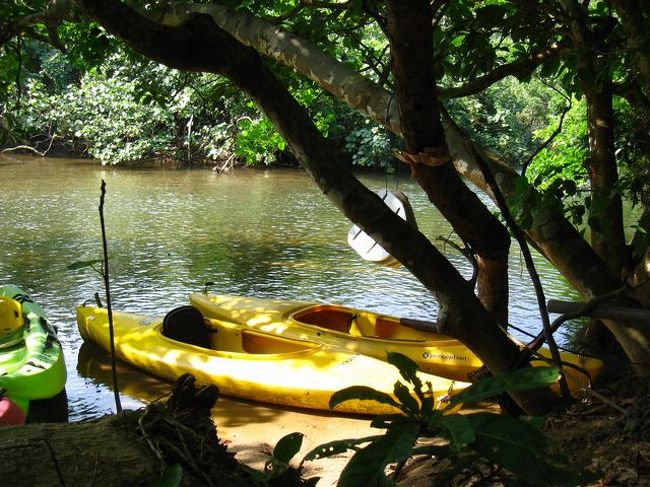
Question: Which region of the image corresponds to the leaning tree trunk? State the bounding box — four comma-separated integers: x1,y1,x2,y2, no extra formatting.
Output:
75,0,562,415
75,0,650,375
154,4,627,302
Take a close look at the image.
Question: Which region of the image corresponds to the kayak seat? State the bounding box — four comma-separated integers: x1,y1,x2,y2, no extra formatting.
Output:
374,317,400,339
0,297,25,349
162,306,210,349
293,306,356,334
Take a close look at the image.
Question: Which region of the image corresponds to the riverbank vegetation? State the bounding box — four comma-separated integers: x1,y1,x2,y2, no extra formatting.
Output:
1,0,650,484
3,5,601,174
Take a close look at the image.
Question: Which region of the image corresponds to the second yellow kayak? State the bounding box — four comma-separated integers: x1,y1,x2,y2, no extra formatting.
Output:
189,292,603,393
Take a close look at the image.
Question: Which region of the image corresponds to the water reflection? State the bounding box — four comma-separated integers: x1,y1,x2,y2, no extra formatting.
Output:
0,155,579,421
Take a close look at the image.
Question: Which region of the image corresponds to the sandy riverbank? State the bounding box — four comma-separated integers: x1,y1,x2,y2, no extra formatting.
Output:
210,397,379,485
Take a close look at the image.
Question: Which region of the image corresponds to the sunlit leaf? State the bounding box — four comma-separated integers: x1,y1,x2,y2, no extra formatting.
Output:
330,386,401,410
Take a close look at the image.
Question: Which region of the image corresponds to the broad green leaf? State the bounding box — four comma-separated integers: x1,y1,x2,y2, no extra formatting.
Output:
272,432,304,464
330,386,401,410
448,367,560,408
468,413,593,486
434,413,475,450
67,259,103,270
302,435,385,462
338,422,420,487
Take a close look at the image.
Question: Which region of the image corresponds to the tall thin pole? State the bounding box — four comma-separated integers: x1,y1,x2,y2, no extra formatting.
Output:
99,179,122,413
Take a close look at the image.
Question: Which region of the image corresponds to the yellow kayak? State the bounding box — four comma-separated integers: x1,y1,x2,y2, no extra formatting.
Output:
189,292,603,393
76,304,469,416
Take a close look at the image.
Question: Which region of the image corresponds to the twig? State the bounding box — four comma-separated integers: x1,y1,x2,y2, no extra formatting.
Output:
99,180,122,413
521,100,571,175
582,388,627,414
435,235,478,287
2,134,56,156
3,145,46,155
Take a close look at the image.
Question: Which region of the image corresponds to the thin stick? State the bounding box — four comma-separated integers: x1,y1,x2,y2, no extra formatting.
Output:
99,180,122,413
456,114,571,399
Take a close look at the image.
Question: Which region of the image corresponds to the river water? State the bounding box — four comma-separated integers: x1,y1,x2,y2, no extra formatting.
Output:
0,155,578,428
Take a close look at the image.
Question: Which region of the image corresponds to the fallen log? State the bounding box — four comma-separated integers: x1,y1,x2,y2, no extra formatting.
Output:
0,374,308,486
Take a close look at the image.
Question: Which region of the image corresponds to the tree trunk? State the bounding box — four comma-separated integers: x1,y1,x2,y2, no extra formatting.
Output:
1,412,158,485
557,2,626,274
584,87,626,273
384,0,511,325
159,3,623,304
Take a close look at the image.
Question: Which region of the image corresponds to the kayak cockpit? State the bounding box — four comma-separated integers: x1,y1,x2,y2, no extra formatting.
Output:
291,305,427,340
161,305,321,357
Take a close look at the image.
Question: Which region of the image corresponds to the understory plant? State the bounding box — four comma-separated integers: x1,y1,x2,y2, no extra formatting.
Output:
274,353,596,486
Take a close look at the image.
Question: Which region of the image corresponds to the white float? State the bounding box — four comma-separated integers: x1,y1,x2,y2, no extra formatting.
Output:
347,189,417,268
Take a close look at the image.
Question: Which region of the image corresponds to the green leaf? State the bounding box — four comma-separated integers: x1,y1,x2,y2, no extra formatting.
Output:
330,386,401,410
273,432,304,464
448,367,560,408
450,34,466,47
302,435,385,462
338,422,420,487
467,412,592,485
153,463,183,487
434,413,475,450
475,5,506,24
67,259,103,271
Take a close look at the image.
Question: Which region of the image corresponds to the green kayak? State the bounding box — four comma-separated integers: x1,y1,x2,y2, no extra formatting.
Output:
0,285,67,419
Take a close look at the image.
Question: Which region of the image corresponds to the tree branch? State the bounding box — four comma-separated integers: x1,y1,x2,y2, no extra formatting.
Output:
438,44,562,99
